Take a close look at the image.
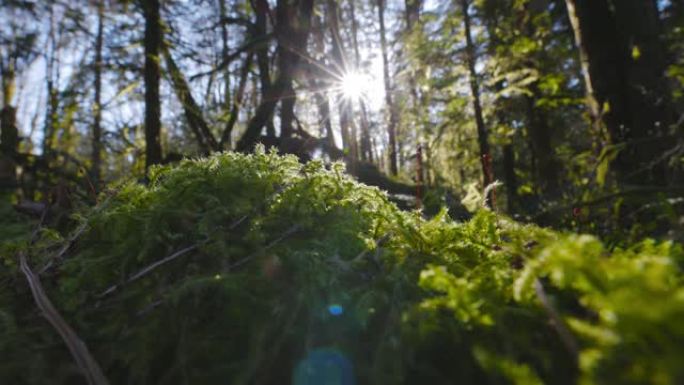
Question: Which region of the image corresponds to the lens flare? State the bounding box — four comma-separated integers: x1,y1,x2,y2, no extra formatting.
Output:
293,348,355,385
328,304,344,316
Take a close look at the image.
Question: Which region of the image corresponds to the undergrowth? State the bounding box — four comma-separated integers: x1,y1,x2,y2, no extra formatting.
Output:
1,148,683,384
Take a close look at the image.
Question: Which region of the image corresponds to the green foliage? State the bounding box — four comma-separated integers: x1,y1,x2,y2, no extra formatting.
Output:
1,151,683,384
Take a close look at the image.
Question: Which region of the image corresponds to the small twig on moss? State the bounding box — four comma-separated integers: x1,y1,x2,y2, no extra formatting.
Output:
351,233,392,265
97,244,201,298
38,192,117,275
38,220,90,275
534,279,579,359
97,214,250,299
19,252,110,385
226,225,300,271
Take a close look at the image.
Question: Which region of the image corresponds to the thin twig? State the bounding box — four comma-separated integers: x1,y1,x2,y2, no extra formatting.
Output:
226,225,300,271
19,252,110,385
534,279,579,359
97,244,201,298
38,193,117,275
38,220,90,275
97,213,249,299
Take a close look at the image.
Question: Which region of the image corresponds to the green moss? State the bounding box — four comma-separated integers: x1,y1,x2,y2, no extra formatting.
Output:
1,150,683,384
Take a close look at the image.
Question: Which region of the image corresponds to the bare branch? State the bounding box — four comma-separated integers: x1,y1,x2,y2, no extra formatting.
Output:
19,252,109,385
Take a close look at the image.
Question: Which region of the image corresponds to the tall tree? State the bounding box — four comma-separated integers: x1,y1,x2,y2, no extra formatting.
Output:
252,0,276,138
377,0,399,176
461,0,494,205
43,2,59,158
237,0,314,152
91,0,105,187
142,0,163,170
0,59,18,191
310,12,336,148
349,0,373,162
565,0,676,186
328,0,357,163
164,48,219,153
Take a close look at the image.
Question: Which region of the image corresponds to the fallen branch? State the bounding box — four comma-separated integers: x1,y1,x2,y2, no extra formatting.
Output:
19,252,109,385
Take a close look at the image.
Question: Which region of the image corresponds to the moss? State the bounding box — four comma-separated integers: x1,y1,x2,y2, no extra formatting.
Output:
1,149,683,384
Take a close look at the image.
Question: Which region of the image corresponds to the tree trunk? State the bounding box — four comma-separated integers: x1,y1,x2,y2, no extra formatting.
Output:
142,0,163,170
276,0,313,139
565,0,675,186
253,0,276,138
91,0,104,188
164,48,219,153
349,0,373,162
525,89,558,195
461,0,494,207
0,106,18,191
44,3,58,158
502,143,517,212
220,54,252,149
219,0,231,114
405,0,421,28
521,0,559,196
378,0,399,176
310,13,336,148
328,0,357,166
237,0,314,152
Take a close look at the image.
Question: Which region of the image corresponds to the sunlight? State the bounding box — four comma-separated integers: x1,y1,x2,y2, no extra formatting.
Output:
335,67,386,110
340,71,370,101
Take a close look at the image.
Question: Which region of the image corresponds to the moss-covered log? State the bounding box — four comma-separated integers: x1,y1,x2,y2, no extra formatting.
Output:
1,151,683,385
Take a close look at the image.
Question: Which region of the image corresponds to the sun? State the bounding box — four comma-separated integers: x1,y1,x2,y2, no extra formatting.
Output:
339,71,370,101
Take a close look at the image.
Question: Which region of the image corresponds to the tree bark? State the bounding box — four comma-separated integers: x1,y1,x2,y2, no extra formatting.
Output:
44,3,58,158
328,0,358,166
142,0,163,170
521,0,559,196
565,0,675,186
0,106,18,190
252,0,276,138
310,13,336,148
378,0,399,176
164,48,219,153
461,0,494,206
220,54,252,149
349,0,373,162
91,0,104,187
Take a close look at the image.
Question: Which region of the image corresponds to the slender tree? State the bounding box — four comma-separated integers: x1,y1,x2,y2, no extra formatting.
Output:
142,0,163,170
349,0,373,162
378,0,399,175
328,0,357,164
461,0,494,205
91,0,105,187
